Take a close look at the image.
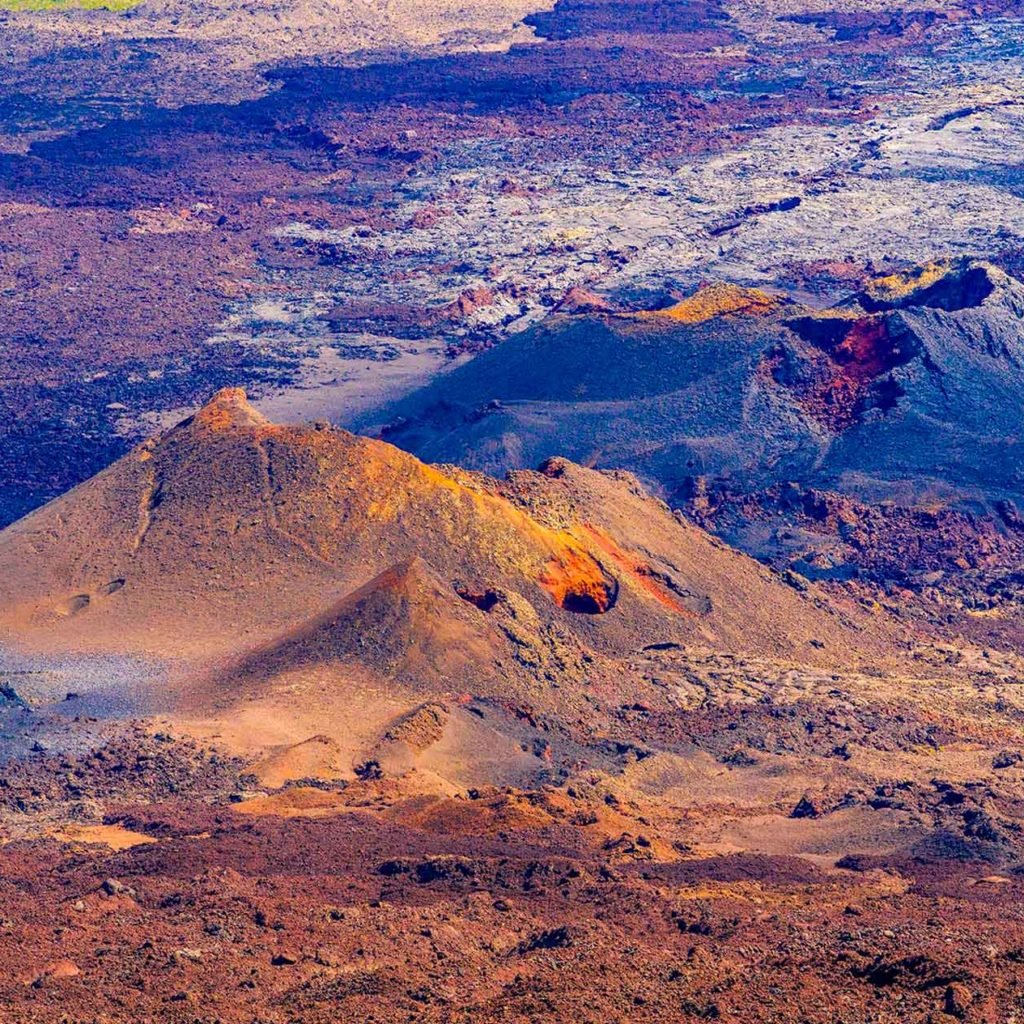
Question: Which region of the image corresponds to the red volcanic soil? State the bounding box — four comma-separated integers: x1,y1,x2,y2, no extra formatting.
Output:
1,700,1023,1022
772,313,910,431
2,779,1024,1024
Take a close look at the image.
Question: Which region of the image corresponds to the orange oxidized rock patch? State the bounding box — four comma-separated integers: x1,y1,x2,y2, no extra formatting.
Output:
650,283,781,325
540,548,616,614
580,524,698,616
862,262,949,305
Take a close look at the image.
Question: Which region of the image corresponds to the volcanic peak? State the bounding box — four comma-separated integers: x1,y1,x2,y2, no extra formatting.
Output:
232,554,500,692
187,386,271,433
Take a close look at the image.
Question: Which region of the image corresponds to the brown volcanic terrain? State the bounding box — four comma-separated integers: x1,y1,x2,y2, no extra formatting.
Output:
4,393,1024,1018
0,388,878,783
5,0,1024,1018
0,388,867,664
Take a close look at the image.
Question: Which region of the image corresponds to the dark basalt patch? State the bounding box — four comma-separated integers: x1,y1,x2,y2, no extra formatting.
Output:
525,0,731,41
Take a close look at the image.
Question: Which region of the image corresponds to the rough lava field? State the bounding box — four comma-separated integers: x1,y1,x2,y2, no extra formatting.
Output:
4,0,1024,523
5,1,1024,1022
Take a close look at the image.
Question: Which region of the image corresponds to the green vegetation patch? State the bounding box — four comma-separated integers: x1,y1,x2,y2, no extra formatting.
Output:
0,0,143,10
